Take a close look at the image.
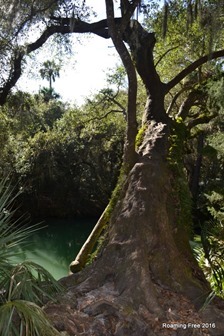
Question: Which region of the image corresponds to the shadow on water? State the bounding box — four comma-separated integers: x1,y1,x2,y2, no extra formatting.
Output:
12,218,96,280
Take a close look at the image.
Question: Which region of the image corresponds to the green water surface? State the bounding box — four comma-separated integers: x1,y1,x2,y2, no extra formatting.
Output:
12,218,96,280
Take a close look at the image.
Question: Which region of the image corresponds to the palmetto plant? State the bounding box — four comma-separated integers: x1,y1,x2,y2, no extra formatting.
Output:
0,177,61,336
191,221,224,300
201,221,224,296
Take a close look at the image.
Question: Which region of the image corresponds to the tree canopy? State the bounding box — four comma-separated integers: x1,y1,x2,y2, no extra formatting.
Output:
1,0,224,106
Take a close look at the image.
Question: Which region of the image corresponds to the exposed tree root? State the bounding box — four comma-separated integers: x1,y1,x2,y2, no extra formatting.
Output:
45,273,224,336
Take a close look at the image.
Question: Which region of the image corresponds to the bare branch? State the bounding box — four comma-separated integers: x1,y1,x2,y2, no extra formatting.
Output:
155,45,179,67
86,109,126,123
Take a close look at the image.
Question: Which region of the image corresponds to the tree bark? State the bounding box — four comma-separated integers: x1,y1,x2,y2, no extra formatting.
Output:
123,20,168,125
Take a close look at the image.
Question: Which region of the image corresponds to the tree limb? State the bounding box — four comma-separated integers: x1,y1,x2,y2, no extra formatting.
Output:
165,49,224,93
187,113,217,129
119,0,141,32
70,203,110,273
166,85,193,116
0,18,113,105
155,45,179,67
106,0,138,168
86,109,126,122
177,89,205,120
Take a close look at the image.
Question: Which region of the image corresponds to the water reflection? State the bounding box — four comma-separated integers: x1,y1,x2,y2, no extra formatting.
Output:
12,218,96,280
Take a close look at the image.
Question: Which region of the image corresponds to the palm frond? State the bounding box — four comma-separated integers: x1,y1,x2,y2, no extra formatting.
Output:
0,300,60,336
0,177,44,262
0,177,63,335
0,260,62,305
0,222,42,260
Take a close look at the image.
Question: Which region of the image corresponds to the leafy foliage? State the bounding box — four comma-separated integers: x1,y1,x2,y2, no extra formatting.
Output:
0,88,125,217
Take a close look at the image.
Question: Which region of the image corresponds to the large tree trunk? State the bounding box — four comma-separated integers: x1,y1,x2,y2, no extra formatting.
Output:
44,16,224,336
44,117,224,335
44,100,224,335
